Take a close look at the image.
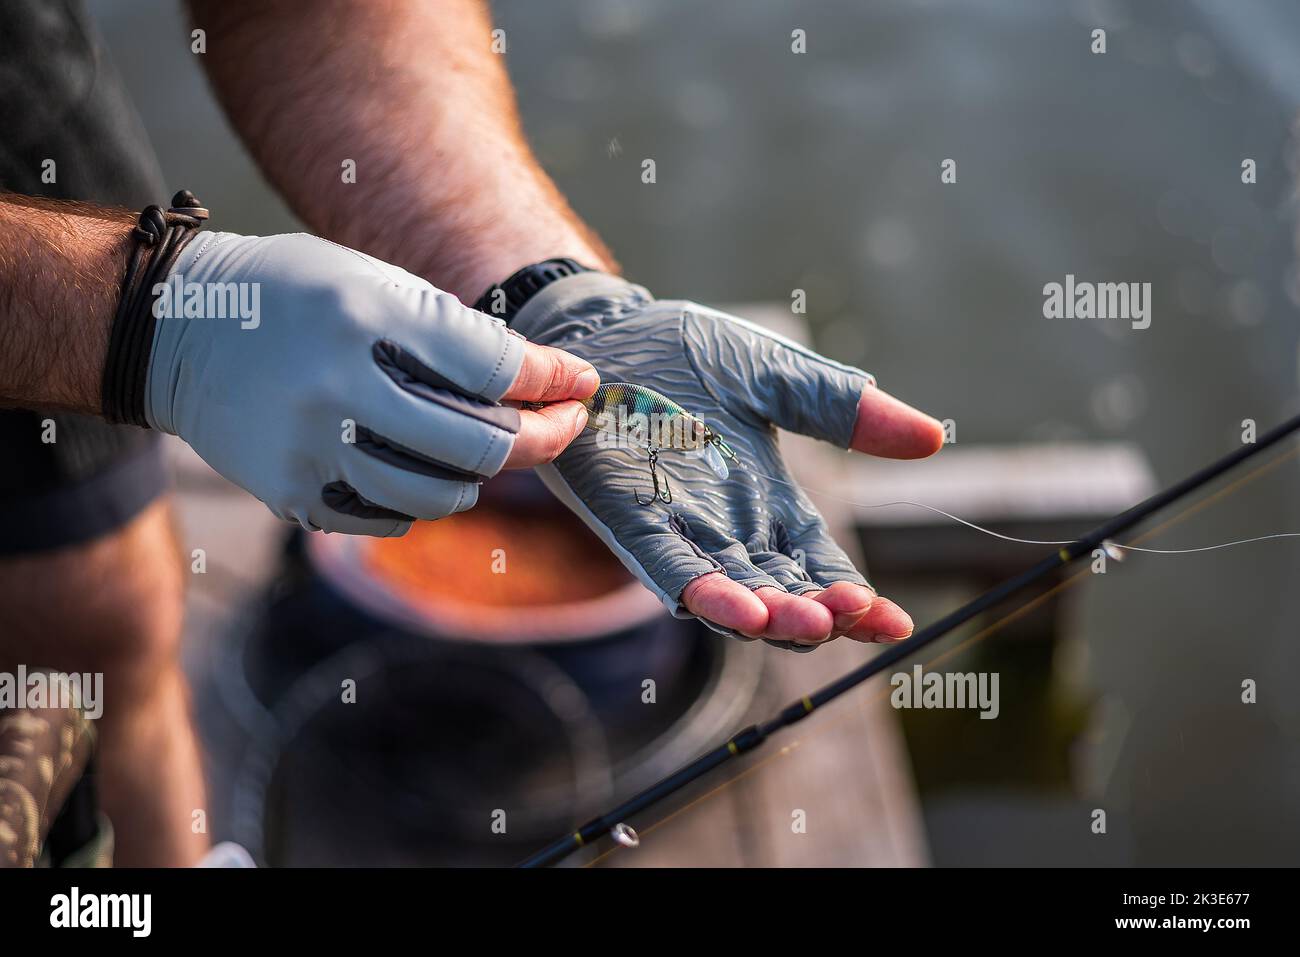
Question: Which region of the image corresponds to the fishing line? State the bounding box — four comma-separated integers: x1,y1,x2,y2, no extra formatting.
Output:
1112,534,1300,554
581,381,1296,553
736,460,1300,555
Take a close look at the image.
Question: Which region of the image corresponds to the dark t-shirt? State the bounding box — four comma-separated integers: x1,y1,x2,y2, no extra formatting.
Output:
0,0,166,202
0,0,167,548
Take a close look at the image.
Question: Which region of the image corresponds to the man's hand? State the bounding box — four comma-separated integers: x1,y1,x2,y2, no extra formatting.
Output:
146,231,596,535
511,273,944,651
187,0,941,640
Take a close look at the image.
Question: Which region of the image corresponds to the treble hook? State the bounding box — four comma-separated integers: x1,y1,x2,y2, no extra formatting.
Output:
635,449,672,506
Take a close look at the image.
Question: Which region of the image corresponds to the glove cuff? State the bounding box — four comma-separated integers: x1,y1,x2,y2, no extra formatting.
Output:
509,272,654,342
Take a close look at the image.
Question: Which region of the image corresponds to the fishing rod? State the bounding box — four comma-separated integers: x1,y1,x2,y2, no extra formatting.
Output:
518,410,1300,868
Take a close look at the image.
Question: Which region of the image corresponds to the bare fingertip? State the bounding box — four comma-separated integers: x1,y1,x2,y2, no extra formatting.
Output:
574,367,600,397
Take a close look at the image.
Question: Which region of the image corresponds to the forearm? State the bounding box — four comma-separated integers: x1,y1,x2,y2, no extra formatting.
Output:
0,196,132,414
191,0,615,303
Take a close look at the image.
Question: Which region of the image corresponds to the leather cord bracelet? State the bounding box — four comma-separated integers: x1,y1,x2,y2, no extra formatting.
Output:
101,189,209,426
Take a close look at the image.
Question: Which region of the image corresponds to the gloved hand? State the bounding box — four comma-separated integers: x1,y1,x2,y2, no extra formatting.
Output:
146,232,596,535
510,272,944,651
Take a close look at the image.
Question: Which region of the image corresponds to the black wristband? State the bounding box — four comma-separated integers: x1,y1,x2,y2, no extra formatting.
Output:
472,257,591,323
101,190,209,426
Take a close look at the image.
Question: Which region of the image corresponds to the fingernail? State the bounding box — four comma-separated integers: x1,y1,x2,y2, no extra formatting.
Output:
871,630,913,643
574,368,600,396
573,406,589,432
832,609,869,633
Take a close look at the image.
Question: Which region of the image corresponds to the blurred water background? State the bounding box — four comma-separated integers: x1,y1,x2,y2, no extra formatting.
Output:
89,0,1300,864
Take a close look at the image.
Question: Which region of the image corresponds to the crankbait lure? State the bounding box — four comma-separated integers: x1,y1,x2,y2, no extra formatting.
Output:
579,383,739,505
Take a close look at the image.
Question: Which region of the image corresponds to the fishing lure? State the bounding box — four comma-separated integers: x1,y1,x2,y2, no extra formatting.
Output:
578,383,739,505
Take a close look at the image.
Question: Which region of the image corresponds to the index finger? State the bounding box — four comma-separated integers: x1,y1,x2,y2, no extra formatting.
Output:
501,341,600,403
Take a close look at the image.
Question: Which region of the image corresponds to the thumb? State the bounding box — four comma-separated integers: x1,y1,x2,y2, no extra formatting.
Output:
502,342,600,403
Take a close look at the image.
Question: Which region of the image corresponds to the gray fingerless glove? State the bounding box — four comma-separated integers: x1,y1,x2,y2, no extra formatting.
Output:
511,272,873,652
146,232,525,535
